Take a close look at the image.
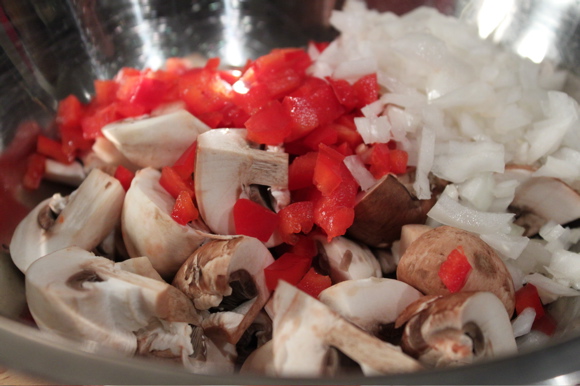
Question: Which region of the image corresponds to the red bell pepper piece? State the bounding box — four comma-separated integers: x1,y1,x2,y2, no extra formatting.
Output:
438,246,472,293
278,201,315,244
114,165,135,191
290,235,318,258
515,283,545,321
178,68,232,117
302,124,339,151
22,153,46,190
313,144,346,196
353,73,379,108
288,151,318,191
159,166,195,199
171,190,199,225
233,198,279,242
264,252,312,291
81,104,119,139
172,141,197,180
56,95,84,132
532,313,557,336
36,135,74,164
327,77,358,111
94,80,118,106
296,267,332,298
245,100,292,145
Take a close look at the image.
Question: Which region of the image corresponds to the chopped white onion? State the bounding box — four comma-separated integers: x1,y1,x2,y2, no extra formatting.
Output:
511,307,536,338
480,232,529,260
343,155,377,191
354,116,392,144
524,273,580,304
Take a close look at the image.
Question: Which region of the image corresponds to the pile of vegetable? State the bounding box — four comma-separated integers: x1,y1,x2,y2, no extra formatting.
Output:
8,0,580,378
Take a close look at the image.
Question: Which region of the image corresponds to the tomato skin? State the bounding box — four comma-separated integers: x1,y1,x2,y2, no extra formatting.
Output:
171,190,199,225
245,100,292,145
515,283,545,321
114,165,135,191
296,267,332,298
233,198,279,242
438,246,472,293
36,135,74,164
159,166,195,199
264,252,312,291
278,201,315,244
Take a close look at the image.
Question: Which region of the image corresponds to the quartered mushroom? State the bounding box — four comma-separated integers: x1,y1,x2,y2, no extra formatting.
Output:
194,129,288,242
509,176,580,236
184,328,238,374
122,167,223,279
347,173,438,248
239,340,275,375
314,235,381,282
102,109,210,169
10,168,124,273
319,277,422,342
395,292,517,367
272,281,423,377
25,247,202,357
44,159,86,187
172,236,274,344
397,226,516,316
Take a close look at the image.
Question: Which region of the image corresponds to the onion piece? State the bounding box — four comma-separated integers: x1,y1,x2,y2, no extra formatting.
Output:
343,155,377,191
524,273,580,304
511,307,536,338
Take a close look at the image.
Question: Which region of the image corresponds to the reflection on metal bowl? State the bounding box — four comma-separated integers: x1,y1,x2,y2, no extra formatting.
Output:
1,0,580,384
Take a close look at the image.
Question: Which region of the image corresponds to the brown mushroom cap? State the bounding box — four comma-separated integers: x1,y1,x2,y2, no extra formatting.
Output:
396,226,515,316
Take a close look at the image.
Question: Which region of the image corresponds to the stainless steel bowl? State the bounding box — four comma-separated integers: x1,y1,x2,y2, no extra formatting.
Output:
1,0,580,383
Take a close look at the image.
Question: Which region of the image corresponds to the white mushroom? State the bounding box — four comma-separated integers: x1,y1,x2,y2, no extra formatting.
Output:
395,292,518,367
25,247,201,357
44,159,86,187
272,281,423,377
319,277,423,338
510,176,580,236
194,129,288,242
172,236,274,344
314,235,381,282
239,340,275,375
184,329,238,374
10,168,124,273
102,109,210,168
122,167,224,279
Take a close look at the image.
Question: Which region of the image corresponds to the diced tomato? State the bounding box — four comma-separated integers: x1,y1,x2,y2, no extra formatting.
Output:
56,95,84,132
327,77,358,111
114,165,135,191
94,80,118,106
532,313,557,336
288,151,317,191
353,73,379,108
171,190,199,225
290,234,318,258
264,252,312,291
245,100,292,145
22,153,46,190
233,198,279,242
313,144,346,196
515,283,545,321
296,267,332,298
438,246,472,293
172,141,197,180
302,124,338,151
81,104,119,139
278,201,315,244
36,135,74,164
159,166,195,199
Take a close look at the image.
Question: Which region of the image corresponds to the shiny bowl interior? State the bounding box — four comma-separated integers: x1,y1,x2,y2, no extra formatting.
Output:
1,0,580,384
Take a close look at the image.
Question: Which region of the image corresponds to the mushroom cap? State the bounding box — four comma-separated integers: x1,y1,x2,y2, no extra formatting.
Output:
10,168,125,273
397,226,516,316
194,129,288,239
315,235,381,282
398,291,517,367
172,236,274,344
319,277,423,335
347,174,437,247
25,247,201,356
102,109,210,169
122,167,222,279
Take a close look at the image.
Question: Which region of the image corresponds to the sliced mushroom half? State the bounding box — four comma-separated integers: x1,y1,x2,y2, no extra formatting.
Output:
272,281,423,377
315,235,381,282
319,277,422,341
396,292,517,367
509,176,580,236
194,129,288,241
122,167,225,279
102,109,210,168
347,173,437,248
25,247,202,356
397,226,516,316
10,168,124,273
172,236,274,344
